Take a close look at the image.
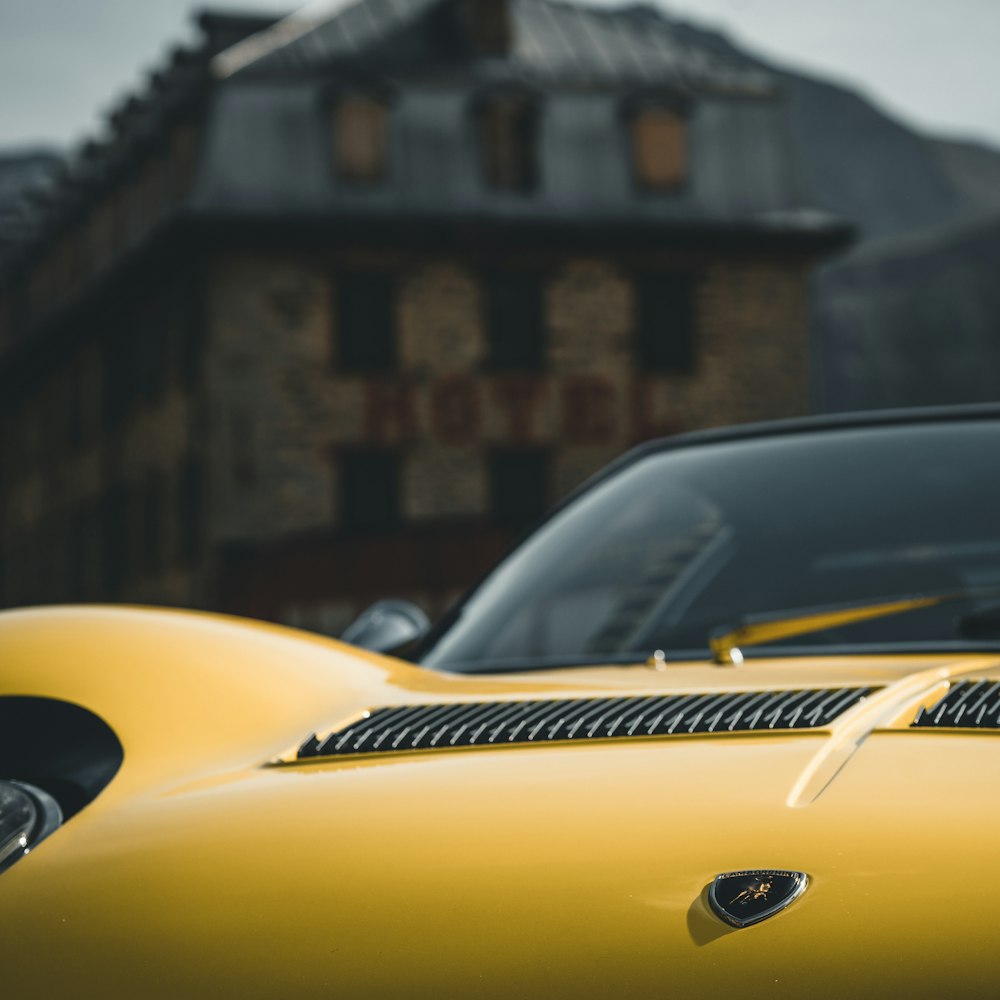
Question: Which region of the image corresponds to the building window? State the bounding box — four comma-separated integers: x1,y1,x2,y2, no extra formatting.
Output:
176,267,206,389
101,326,133,429
169,121,201,202
75,348,101,447
109,186,131,254
333,94,390,184
0,296,11,349
489,449,548,527
70,504,101,600
136,302,168,404
339,450,400,532
630,106,687,191
484,271,545,370
100,485,128,595
141,474,164,577
333,270,396,371
479,95,538,192
177,458,204,566
62,228,85,297
635,271,697,373
90,197,116,272
133,156,166,235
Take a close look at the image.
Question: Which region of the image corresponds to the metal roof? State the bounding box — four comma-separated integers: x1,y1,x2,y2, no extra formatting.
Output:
0,1,845,291
214,0,774,93
192,0,819,230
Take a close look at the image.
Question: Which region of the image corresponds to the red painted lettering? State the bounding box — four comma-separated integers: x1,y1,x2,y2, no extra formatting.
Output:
562,376,617,444
430,376,481,443
363,380,418,442
490,377,544,443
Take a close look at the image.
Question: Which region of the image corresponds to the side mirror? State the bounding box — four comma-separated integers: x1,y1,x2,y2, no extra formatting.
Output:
339,599,431,655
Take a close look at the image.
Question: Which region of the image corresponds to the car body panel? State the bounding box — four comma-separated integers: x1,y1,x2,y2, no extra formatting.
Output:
1,605,997,997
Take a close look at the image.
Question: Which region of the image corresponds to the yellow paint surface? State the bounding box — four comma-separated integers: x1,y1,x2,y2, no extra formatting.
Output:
0,606,996,998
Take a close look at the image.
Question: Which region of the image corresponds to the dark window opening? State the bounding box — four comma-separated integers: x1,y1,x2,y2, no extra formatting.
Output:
484,271,545,370
101,326,132,429
100,485,128,596
136,308,167,404
169,121,201,203
334,270,396,371
133,156,166,235
333,94,390,185
70,504,101,601
109,187,131,254
69,507,86,600
177,269,206,389
630,107,688,191
42,517,74,603
635,272,697,373
177,459,203,566
141,475,164,577
68,365,84,450
479,98,538,192
489,449,549,528
0,296,12,349
339,451,401,532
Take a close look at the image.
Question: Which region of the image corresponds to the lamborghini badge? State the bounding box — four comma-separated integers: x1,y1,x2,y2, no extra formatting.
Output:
708,869,808,928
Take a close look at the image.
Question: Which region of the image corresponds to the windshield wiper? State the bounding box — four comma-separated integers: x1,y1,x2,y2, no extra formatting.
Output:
708,588,1000,665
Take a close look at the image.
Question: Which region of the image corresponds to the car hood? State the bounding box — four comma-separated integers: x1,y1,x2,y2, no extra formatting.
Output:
0,606,996,998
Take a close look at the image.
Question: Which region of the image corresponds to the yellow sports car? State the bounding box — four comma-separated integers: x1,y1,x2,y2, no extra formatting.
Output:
3,406,1000,997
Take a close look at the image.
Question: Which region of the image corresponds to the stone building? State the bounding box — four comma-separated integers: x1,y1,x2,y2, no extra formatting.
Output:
0,1,849,631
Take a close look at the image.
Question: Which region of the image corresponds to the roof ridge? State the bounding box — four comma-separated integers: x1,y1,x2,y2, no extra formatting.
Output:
211,0,364,78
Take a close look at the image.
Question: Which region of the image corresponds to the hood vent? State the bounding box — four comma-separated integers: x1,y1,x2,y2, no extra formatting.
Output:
912,680,1000,729
296,687,873,759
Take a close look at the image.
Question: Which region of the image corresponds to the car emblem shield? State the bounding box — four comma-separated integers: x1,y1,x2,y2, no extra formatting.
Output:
708,869,808,928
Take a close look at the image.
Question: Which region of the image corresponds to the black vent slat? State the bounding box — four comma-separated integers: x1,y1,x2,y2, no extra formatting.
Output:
368,705,438,751
779,688,817,723
797,688,837,727
483,701,539,744
656,694,712,735
296,687,873,759
580,698,640,740
400,702,462,745
815,686,867,723
623,695,677,736
536,697,604,741
498,700,563,744
774,689,812,728
717,690,773,732
913,680,1000,729
309,704,405,755
687,690,747,733
410,702,477,748
441,700,509,747
660,693,720,735
494,701,551,744
720,690,772,732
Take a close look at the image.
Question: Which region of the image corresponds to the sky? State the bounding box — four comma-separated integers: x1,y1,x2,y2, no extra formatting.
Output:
1,0,998,152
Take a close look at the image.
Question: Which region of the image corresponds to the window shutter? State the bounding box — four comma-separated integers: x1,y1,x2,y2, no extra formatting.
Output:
334,95,389,184
632,109,687,190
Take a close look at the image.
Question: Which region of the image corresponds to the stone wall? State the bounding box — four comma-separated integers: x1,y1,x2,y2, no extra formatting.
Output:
205,249,809,539
0,243,810,621
203,247,811,628
0,283,205,608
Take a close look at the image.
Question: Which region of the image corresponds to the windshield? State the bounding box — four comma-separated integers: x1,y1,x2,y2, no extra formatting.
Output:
419,419,1000,671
